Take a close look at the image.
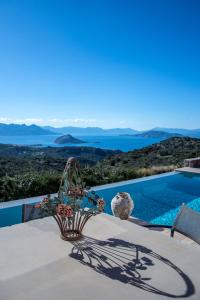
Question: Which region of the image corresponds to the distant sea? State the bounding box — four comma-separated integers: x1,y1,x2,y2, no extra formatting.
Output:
0,135,163,152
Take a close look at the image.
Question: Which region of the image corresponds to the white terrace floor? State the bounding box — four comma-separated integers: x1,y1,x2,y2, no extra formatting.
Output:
0,213,200,300
176,167,200,174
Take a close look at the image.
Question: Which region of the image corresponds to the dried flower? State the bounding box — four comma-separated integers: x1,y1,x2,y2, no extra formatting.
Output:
42,197,49,204
67,187,84,197
35,203,42,209
56,204,73,217
65,205,73,217
97,198,105,212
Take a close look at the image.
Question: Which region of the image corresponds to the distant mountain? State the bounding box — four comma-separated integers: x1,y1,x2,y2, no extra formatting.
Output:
54,134,86,144
0,123,57,136
44,126,138,136
3,123,200,139
153,127,200,138
133,130,183,138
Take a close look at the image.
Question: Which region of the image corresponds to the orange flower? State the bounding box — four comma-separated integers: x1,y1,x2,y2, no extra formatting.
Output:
98,199,105,207
56,204,73,217
42,197,49,204
65,205,73,217
97,198,105,212
67,187,84,197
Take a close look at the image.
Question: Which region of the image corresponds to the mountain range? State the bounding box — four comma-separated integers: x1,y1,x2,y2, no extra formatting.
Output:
132,130,183,138
152,127,200,138
0,123,200,138
43,126,138,136
0,123,55,136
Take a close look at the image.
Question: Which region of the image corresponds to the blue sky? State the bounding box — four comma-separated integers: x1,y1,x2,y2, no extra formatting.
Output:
0,0,200,130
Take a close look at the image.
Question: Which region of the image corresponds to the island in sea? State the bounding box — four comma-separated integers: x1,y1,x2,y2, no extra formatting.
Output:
123,130,183,139
54,134,86,144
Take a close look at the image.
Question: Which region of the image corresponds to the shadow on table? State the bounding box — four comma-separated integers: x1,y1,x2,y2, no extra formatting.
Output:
69,237,195,298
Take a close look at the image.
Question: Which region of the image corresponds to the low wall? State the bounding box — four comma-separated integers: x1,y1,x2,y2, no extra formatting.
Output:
184,157,200,168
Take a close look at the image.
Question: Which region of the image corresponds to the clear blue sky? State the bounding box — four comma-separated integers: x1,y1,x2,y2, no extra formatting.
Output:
0,0,200,130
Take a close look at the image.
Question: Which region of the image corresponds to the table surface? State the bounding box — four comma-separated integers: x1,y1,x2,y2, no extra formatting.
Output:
0,213,200,300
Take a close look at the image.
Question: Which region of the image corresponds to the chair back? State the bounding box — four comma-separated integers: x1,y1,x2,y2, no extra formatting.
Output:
172,204,200,244
22,204,49,223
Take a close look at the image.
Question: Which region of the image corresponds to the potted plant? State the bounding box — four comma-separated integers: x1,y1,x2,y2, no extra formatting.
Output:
35,157,105,241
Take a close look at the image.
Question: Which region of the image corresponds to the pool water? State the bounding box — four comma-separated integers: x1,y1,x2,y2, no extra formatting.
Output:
1,172,200,227
95,172,200,225
0,205,23,227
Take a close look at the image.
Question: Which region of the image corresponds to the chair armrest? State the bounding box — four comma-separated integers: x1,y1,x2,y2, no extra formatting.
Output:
143,224,172,229
142,224,173,236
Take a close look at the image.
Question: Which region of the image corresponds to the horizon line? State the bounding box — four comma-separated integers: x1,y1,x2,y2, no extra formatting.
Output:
0,122,200,131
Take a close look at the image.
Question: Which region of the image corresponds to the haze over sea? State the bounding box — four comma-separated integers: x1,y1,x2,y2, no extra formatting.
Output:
0,135,162,152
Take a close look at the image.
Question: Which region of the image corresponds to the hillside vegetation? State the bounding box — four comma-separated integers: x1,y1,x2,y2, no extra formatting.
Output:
98,137,200,170
0,137,200,201
0,144,120,176
86,137,200,185
0,145,120,201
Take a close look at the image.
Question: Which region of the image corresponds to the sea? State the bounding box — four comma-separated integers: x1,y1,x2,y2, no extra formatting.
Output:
0,135,163,152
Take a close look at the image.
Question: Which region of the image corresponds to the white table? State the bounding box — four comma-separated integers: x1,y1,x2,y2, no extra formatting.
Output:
0,213,200,300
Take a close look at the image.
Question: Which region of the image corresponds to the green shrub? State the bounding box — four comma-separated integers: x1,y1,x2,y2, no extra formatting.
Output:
0,172,61,202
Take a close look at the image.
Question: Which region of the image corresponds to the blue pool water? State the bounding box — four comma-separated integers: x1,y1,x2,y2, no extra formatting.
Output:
1,172,200,227
95,172,200,225
0,205,22,227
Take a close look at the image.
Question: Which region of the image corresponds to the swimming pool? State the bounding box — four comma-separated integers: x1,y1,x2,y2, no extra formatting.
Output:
1,171,200,227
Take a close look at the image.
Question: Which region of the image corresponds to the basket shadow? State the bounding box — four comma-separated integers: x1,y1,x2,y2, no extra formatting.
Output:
69,236,195,298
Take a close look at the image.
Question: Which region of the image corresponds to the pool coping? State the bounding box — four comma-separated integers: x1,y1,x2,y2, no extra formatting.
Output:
92,171,177,191
0,171,178,209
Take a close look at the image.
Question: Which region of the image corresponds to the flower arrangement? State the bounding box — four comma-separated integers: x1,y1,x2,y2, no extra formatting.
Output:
35,157,105,241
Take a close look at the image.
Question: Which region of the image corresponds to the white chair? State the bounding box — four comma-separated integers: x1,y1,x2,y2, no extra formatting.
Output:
144,204,200,245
